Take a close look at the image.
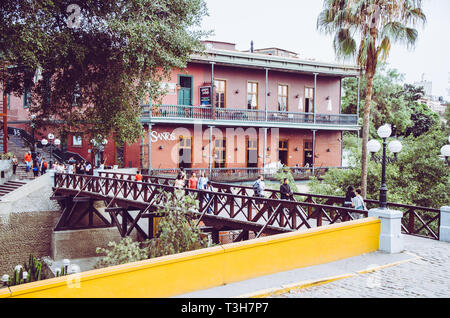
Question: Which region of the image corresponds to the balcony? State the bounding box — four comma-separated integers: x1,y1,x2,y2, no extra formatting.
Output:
141,104,359,130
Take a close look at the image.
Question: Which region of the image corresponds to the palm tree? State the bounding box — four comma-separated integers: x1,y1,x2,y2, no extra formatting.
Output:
317,0,426,197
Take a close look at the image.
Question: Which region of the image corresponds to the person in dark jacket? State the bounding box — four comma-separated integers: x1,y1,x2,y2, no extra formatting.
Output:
344,186,356,208
280,178,292,200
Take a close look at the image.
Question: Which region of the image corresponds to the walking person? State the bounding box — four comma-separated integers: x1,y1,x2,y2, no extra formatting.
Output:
174,173,185,199
12,155,18,176
40,157,48,175
32,159,39,179
24,151,32,172
280,178,293,200
351,189,367,219
204,181,215,214
188,172,198,190
197,171,208,190
253,175,266,208
343,186,356,208
343,186,356,221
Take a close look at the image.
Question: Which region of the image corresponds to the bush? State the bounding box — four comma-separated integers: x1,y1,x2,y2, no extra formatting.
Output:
95,191,209,268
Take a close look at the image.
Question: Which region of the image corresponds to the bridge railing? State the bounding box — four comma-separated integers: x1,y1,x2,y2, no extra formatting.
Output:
94,171,442,240
54,173,368,234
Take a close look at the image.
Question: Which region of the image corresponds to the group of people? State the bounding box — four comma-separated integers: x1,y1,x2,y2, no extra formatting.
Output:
253,175,294,202
52,160,93,175
174,170,213,192
21,151,49,178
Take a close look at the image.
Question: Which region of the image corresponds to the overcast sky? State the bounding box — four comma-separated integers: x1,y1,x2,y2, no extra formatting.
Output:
200,0,450,98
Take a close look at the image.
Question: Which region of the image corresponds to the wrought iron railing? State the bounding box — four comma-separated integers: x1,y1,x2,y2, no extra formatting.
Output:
94,171,442,240
141,104,358,126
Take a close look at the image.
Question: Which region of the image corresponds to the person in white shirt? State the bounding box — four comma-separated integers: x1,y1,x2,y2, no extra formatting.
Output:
351,188,366,219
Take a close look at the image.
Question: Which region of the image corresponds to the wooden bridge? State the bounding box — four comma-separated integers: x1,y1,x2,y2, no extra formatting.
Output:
51,171,441,243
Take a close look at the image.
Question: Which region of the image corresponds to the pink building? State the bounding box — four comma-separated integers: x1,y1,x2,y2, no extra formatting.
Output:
2,41,361,174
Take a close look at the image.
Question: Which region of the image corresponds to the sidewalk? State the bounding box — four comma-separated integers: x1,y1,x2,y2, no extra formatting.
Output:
176,235,449,298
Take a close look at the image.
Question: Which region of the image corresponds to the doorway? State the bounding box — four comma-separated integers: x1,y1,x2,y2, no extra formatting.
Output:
279,140,288,166
304,140,313,167
246,138,258,168
178,136,192,169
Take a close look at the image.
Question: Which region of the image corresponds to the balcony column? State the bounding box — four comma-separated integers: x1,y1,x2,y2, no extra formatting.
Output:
209,125,214,177
148,124,153,173
211,62,216,120
265,68,269,121
313,73,318,124
263,128,268,173
312,130,316,175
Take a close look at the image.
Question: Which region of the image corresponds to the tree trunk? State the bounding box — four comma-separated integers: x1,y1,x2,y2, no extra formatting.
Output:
361,70,375,198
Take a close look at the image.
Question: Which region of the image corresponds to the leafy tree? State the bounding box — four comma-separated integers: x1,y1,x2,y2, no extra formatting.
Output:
0,0,208,145
147,191,209,258
309,129,449,209
95,191,209,268
342,66,440,139
317,0,427,197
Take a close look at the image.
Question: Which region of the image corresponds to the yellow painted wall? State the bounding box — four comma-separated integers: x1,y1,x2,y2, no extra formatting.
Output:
0,217,380,298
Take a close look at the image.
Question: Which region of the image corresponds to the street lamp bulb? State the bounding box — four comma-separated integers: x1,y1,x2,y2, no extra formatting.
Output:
388,140,402,154
377,124,392,139
367,139,381,153
41,139,48,146
1,274,9,283
48,133,55,140
54,139,61,146
441,145,450,158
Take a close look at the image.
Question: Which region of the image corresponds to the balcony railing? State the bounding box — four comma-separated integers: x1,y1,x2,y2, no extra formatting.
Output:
141,104,358,126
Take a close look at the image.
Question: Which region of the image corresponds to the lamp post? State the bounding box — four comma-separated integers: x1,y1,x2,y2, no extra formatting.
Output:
91,137,108,166
367,124,402,209
441,136,450,166
41,133,60,167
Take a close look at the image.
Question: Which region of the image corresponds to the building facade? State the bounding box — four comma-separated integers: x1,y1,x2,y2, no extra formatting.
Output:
3,41,361,172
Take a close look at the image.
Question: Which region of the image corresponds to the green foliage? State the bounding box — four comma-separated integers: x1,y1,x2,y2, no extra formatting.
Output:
95,237,150,269
147,192,209,258
95,191,209,268
3,254,46,287
342,66,440,139
310,130,450,209
0,0,209,144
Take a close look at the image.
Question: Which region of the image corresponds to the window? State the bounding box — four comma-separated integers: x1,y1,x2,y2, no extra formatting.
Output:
278,84,288,112
304,87,314,113
214,138,226,168
214,79,226,108
73,135,83,147
7,94,10,110
247,82,258,110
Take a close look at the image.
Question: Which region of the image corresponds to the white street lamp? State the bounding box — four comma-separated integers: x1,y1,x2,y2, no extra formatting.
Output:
48,133,55,140
441,144,450,165
54,138,61,146
388,140,403,156
367,139,381,153
41,138,48,146
377,124,392,139
369,124,402,209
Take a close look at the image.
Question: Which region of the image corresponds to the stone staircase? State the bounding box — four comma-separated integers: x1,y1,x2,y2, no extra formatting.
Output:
0,180,27,198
